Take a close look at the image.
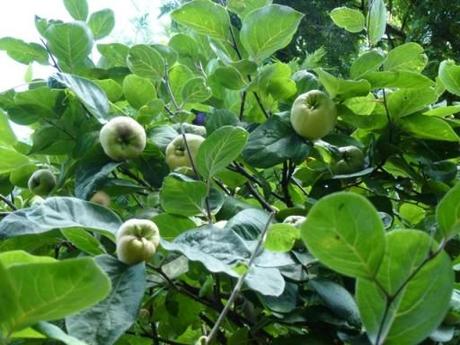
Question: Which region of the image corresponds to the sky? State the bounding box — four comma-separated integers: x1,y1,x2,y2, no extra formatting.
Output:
0,0,171,92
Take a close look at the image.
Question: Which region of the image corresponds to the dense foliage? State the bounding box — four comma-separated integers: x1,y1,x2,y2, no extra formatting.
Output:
0,0,459,344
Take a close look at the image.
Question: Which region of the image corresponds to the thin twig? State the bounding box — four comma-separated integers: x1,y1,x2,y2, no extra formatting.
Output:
206,213,275,344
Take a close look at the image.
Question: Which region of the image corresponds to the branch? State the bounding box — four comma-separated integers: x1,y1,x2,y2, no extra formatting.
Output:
206,213,275,344
0,194,16,211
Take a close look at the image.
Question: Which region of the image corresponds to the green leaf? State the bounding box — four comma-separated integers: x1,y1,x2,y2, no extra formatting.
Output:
356,230,453,345
330,7,365,33
350,50,385,79
240,4,303,62
228,0,272,19
66,255,145,345
0,111,16,145
439,60,460,97
384,42,427,72
88,9,115,40
152,214,196,241
436,183,460,239
367,0,386,46
161,227,286,296
171,0,230,41
423,105,460,117
0,145,31,174
226,208,271,240
63,0,88,20
94,79,123,102
362,70,434,89
0,250,56,268
53,73,110,123
0,37,49,65
206,109,239,134
265,224,299,252
0,197,122,240
399,114,459,142
196,126,248,178
242,113,311,168
61,228,106,256
387,87,438,119
127,44,165,81
160,175,207,217
97,43,129,67
31,322,87,345
181,77,212,103
301,192,385,279
211,66,247,90
122,74,157,109
0,256,111,334
316,68,371,99
45,22,93,70
168,64,195,105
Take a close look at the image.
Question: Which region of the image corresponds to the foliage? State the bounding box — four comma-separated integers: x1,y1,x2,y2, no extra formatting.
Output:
0,0,460,344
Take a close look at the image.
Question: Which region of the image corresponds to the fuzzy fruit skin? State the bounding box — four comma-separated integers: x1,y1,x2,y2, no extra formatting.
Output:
333,146,365,175
290,90,337,140
99,116,146,161
165,134,205,171
28,169,56,196
116,219,161,265
89,191,111,207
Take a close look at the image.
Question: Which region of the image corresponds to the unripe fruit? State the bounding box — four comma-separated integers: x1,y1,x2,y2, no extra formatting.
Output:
332,146,365,175
165,134,205,171
99,116,146,161
89,191,111,207
116,219,161,265
27,169,56,196
290,90,337,140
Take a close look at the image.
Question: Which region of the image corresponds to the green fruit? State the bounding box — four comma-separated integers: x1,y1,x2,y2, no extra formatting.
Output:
27,169,56,196
89,191,111,207
99,116,146,161
332,146,365,175
116,219,161,265
165,133,205,171
290,90,337,140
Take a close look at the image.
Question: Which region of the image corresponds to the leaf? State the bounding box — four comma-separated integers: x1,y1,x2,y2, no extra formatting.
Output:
88,9,115,40
152,213,196,241
66,256,145,345
0,37,49,65
0,256,111,334
264,224,299,252
330,7,365,33
45,22,93,70
423,105,460,117
309,279,360,326
127,44,165,81
63,0,88,20
226,208,271,240
168,64,195,105
160,175,207,217
206,109,239,134
0,110,16,145
436,182,460,239
350,50,385,79
228,0,272,19
240,4,303,62
181,77,212,103
439,60,460,97
94,79,123,102
301,192,385,279
356,230,453,345
362,70,434,89
387,87,438,119
399,114,459,142
34,322,88,345
0,145,31,174
52,72,110,123
61,228,106,256
75,160,120,200
367,0,387,46
316,68,371,99
171,0,230,41
122,74,157,109
242,113,311,168
97,43,129,67
0,197,122,240
161,227,285,296
196,126,248,178
384,43,427,72
211,66,247,90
